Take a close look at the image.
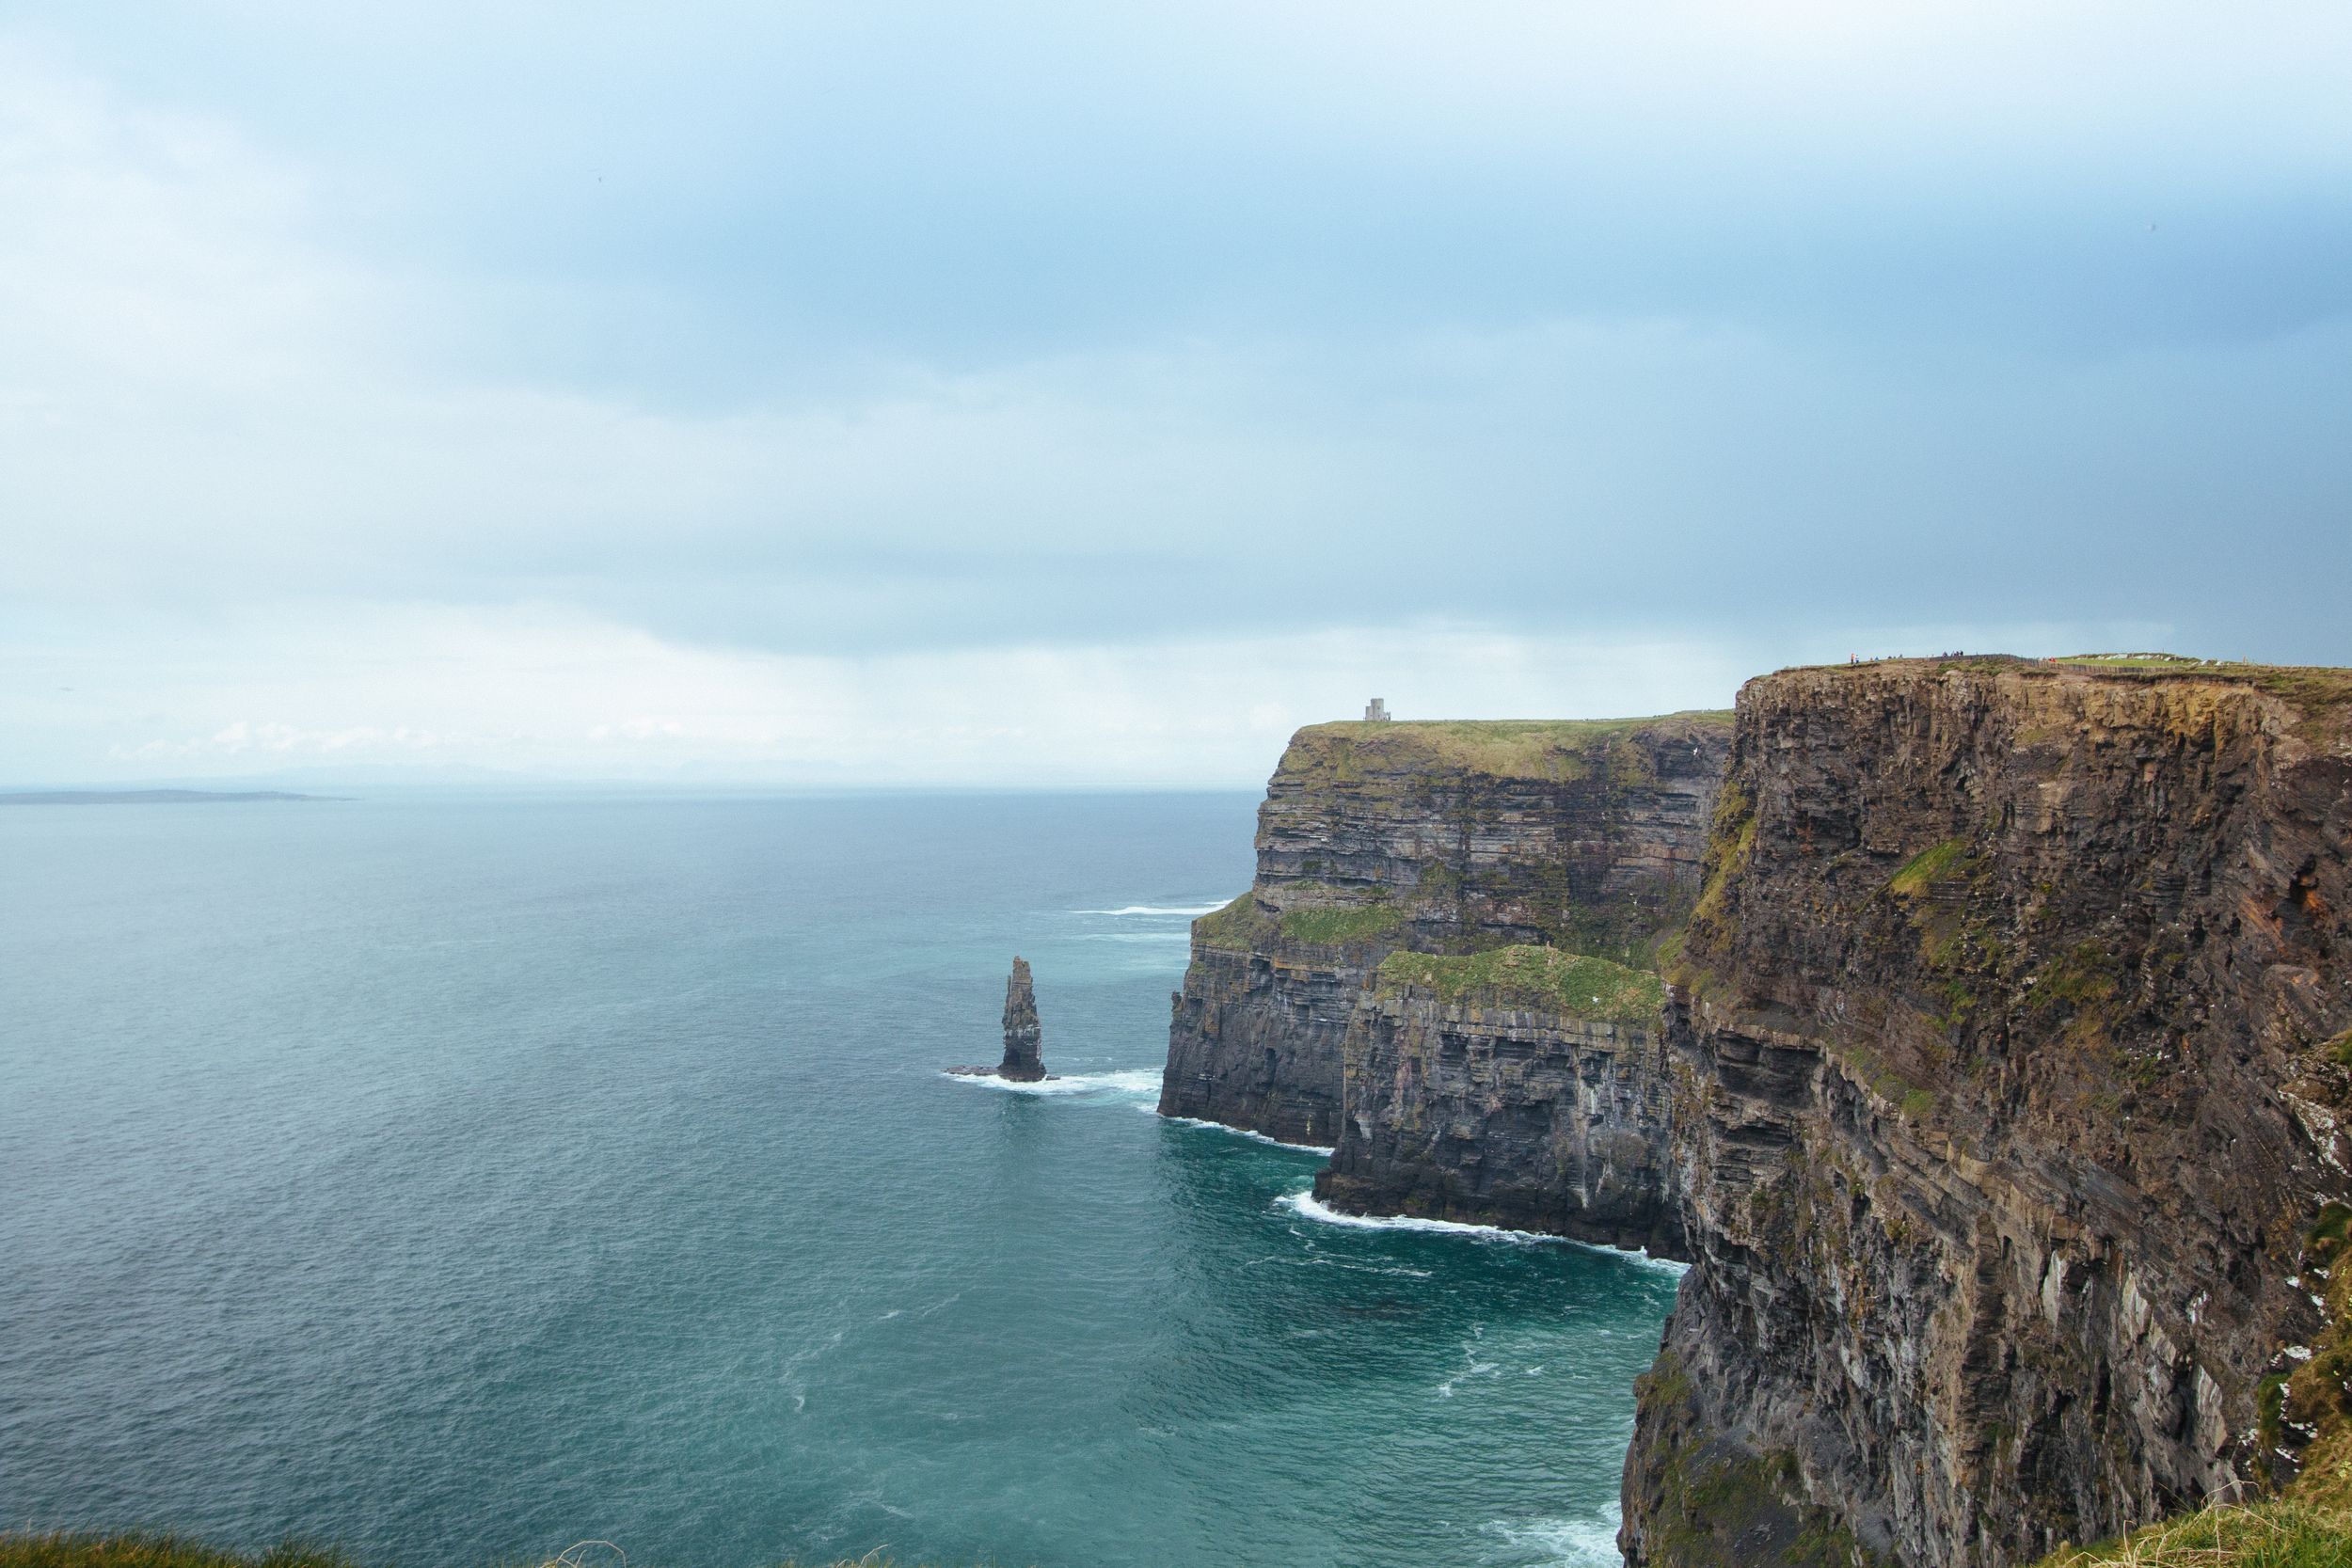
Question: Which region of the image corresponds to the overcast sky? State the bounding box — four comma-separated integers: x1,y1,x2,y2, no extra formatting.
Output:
5,1,2346,784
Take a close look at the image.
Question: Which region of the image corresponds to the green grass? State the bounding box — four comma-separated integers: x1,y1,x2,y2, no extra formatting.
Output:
2032,1501,2352,1568
0,1535,946,1568
2028,941,2119,1016
2057,652,2212,668
1278,904,1406,945
1375,944,1664,1025
1191,891,1268,951
0,1537,361,1568
1284,712,1732,783
1684,784,1756,948
1887,837,1972,897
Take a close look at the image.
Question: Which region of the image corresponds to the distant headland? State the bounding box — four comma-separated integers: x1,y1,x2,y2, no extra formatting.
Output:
0,790,349,806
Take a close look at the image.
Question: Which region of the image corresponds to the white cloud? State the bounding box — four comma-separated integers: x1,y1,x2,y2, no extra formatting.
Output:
4,600,2185,785
0,15,2341,786
10,603,1740,784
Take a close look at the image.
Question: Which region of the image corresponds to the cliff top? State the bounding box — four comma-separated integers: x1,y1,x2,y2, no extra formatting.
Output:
1773,653,2349,692
1280,712,1734,783
1750,657,2352,754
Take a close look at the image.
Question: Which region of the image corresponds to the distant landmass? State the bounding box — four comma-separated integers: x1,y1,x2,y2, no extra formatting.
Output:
0,789,349,806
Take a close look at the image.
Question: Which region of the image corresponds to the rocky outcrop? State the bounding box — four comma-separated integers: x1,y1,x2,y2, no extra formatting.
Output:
1158,715,1735,1145
1622,659,2352,1568
999,956,1045,1081
1312,947,1685,1249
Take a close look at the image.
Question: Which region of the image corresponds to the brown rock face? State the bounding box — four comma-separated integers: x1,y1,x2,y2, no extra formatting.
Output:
1622,661,2352,1568
1158,715,1734,1146
999,956,1044,1081
1314,983,1685,1250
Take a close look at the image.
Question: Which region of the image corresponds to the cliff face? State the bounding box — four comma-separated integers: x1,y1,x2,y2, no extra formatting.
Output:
1312,947,1686,1250
1157,715,1734,1146
1622,660,2352,1568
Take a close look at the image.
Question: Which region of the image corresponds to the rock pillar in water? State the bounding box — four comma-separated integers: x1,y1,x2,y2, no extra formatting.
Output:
998,957,1045,1081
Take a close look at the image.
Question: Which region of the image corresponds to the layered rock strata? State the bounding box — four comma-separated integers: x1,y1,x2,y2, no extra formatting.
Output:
1312,946,1686,1250
1622,659,2352,1568
1158,715,1734,1146
998,956,1044,1081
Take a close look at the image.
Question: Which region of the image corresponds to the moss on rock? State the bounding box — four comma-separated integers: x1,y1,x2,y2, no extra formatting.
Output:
1375,944,1663,1025
1278,903,1406,945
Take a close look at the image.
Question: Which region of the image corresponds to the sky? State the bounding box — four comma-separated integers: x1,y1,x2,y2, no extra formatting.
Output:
4,1,2346,785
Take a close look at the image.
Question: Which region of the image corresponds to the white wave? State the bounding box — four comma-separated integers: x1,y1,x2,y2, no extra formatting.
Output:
1479,1505,1624,1568
1076,932,1194,942
1284,1255,1433,1278
1152,1109,1335,1155
1278,1190,1690,1274
940,1068,1163,1098
1279,1189,1559,1243
1437,1360,1499,1398
1074,903,1231,915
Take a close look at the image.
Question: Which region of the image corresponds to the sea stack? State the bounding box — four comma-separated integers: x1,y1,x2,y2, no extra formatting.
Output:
997,957,1045,1081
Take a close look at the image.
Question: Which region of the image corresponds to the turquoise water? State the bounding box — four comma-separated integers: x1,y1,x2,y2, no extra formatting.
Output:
0,792,1682,1568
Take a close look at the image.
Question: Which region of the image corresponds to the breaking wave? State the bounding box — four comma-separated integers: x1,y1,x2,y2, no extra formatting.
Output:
1153,1109,1335,1156
1478,1504,1625,1568
1073,903,1231,915
1278,1189,1689,1273
941,1068,1164,1098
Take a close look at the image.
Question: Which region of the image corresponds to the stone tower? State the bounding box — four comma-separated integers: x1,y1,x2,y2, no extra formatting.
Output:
997,957,1045,1081
1363,697,1391,721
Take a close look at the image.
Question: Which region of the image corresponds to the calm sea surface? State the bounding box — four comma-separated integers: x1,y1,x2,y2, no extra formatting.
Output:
0,792,1681,1568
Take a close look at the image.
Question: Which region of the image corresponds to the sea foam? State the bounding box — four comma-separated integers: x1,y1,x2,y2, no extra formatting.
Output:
940,1068,1164,1098
1278,1189,1690,1273
1152,1109,1335,1156
1478,1503,1626,1568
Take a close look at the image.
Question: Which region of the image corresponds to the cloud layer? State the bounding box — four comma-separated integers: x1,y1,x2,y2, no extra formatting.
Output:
3,3,2345,783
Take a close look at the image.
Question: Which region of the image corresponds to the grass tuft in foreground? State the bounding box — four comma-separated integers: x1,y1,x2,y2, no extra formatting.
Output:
2034,1500,2352,1568
0,1536,360,1568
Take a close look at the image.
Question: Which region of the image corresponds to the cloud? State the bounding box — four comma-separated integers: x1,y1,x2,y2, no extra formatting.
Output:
1,8,2344,782
5,600,2184,785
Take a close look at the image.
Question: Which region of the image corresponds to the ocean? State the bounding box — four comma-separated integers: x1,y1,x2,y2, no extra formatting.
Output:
0,791,1682,1568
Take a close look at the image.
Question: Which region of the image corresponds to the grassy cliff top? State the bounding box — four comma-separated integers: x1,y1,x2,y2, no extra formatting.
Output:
1375,944,1665,1025
1279,713,1733,784
1775,653,2350,689
1753,657,2352,755
2031,1500,2352,1568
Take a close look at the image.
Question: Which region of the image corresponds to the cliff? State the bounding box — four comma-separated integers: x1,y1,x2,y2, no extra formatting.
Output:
1157,715,1735,1146
1312,945,1687,1250
1622,658,2352,1568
